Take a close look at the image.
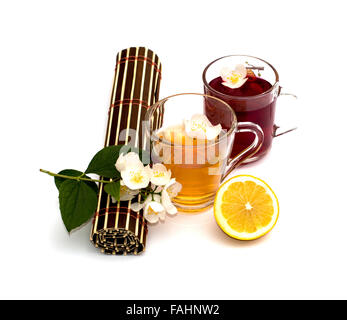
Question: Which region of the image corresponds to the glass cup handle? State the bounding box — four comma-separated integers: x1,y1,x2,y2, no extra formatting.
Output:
222,122,264,181
273,89,298,137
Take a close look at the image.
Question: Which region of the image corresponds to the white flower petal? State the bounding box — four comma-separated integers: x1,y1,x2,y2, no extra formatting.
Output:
164,178,182,199
205,124,222,140
150,201,165,212
150,163,171,186
131,196,151,212
144,211,159,223
144,164,152,176
153,194,162,203
131,202,145,212
222,77,248,89
235,64,247,78
121,163,150,190
221,64,248,89
166,205,178,215
184,114,221,141
191,113,212,125
125,152,142,164
152,163,168,172
115,153,126,172
184,115,207,140
185,127,207,140
158,211,166,221
119,184,139,201
165,178,176,188
119,194,135,201
167,181,182,199
220,67,233,82
115,152,143,172
143,201,165,224
162,190,178,215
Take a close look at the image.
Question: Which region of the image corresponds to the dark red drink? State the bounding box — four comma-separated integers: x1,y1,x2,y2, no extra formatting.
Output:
204,74,277,161
208,75,272,97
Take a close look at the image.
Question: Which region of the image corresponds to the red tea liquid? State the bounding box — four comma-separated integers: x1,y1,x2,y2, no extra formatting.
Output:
205,75,276,160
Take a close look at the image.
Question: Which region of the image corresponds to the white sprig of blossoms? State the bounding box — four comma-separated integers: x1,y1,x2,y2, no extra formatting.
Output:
113,152,182,224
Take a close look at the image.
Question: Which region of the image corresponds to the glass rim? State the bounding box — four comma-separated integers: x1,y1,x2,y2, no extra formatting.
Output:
145,92,237,148
202,54,279,100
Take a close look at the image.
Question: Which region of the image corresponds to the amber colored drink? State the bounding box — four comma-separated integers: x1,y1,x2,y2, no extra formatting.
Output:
146,93,264,211
154,124,227,211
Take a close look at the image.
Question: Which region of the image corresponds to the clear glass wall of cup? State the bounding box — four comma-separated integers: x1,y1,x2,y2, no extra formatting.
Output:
203,55,297,163
145,93,264,212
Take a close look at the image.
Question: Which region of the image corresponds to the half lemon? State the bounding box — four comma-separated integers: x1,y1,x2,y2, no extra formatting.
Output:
214,175,279,240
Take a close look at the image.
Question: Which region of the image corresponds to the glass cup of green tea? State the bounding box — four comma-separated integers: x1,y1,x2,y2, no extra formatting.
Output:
145,93,264,212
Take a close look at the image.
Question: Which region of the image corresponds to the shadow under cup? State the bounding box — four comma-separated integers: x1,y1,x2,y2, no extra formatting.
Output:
145,93,264,212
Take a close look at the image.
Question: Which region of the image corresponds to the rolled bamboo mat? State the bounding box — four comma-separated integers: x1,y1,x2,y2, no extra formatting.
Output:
90,47,162,255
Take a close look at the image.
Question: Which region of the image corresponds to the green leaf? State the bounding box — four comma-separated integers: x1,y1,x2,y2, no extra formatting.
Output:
58,179,98,232
54,169,98,193
85,145,150,178
104,181,121,201
85,145,122,178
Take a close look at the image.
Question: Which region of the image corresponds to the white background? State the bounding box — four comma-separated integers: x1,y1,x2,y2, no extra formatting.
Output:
1,0,346,300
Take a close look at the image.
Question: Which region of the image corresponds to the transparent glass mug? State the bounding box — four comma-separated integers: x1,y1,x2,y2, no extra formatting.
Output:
144,93,264,212
203,55,297,163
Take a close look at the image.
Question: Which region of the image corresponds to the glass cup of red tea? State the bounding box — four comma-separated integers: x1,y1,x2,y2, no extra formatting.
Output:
203,55,297,163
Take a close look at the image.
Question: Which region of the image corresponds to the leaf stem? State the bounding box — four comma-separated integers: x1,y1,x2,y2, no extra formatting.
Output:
39,169,114,184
